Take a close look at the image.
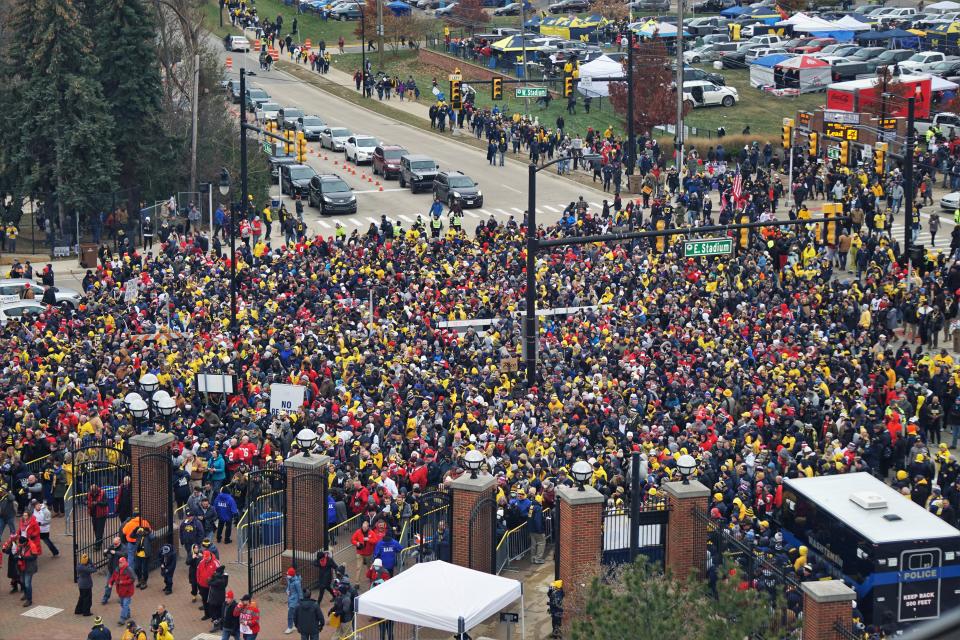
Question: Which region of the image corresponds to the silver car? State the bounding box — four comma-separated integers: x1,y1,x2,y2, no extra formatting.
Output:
0,279,83,308
0,300,48,325
319,126,353,151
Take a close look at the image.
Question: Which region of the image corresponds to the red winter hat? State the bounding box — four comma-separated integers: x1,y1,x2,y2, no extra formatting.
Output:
287,567,296,576
226,590,235,599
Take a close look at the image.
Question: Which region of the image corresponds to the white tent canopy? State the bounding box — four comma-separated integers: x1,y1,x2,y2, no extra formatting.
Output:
578,54,624,98
832,15,871,31
356,561,525,635
928,0,960,11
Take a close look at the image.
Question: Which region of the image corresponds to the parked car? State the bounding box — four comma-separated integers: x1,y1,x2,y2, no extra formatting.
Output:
224,35,251,52
692,0,735,11
372,145,409,178
0,280,82,309
941,191,960,211
929,59,960,83
226,80,243,104
280,164,318,197
682,66,726,86
344,135,379,164
331,2,362,19
0,300,47,326
267,153,297,178
877,6,917,26
812,44,860,59
684,44,720,64
790,37,837,54
748,34,783,47
720,43,763,69
547,0,590,13
400,155,440,193
319,126,353,151
255,102,281,123
244,88,271,112
899,51,948,73
701,33,732,45
629,0,671,12
869,48,916,73
916,112,960,140
493,1,531,14
433,171,483,208
279,107,306,130
745,47,786,63
435,2,458,16
683,80,739,108
296,115,327,140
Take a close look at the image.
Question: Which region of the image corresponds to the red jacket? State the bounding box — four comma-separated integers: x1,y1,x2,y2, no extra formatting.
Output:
196,552,220,588
236,602,261,634
109,565,137,597
88,487,110,520
351,527,381,558
18,516,40,548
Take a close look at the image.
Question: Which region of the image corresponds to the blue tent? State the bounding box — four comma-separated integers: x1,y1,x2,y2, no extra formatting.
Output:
524,15,542,30
854,28,921,48
720,5,750,16
752,53,791,67
386,0,411,14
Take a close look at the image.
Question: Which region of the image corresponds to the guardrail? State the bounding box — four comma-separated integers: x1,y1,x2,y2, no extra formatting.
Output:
496,521,531,575
234,507,251,564
329,512,363,566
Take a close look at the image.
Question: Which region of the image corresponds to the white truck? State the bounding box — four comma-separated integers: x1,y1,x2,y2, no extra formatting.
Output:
915,112,960,140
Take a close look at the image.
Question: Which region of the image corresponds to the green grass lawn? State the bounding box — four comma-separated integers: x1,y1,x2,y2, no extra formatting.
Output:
206,0,361,46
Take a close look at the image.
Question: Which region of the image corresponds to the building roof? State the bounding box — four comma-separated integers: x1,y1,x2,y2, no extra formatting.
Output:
785,473,960,545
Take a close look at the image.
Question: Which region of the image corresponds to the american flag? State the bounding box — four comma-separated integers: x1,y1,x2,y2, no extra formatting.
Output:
732,173,743,203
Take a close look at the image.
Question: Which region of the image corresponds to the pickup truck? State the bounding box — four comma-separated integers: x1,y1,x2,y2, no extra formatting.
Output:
915,113,960,140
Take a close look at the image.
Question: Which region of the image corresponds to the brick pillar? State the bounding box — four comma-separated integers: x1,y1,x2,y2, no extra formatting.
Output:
281,453,329,589
663,480,709,581
556,484,604,621
129,432,175,541
449,473,495,571
801,580,856,640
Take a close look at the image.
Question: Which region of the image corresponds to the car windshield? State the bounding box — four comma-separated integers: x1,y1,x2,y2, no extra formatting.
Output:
908,53,926,61
284,110,304,117
324,180,351,193
448,176,475,188
289,167,315,180
411,161,437,170
249,90,269,99
384,149,406,159
302,117,324,126
260,103,280,111
330,128,351,137
357,138,377,147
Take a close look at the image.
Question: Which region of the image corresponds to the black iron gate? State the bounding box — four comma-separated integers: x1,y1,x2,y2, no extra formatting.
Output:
137,452,173,569
601,504,669,568
553,502,561,579
71,445,131,581
416,490,453,563
468,496,497,574
246,469,286,594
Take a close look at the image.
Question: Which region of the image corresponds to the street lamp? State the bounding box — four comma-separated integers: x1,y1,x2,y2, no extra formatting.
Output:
296,428,319,457
677,454,697,485
571,460,592,491
359,4,368,97
124,375,178,435
463,449,484,480
219,165,237,334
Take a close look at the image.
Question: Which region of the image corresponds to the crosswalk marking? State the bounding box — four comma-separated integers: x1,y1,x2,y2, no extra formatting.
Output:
478,209,492,216
316,220,331,229
590,201,603,209
544,205,559,212
398,214,414,223
365,216,378,225
464,210,480,218
496,208,509,216
511,207,524,214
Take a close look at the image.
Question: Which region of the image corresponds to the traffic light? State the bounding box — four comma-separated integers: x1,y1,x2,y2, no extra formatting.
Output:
875,142,887,175
450,80,462,110
284,129,294,155
492,76,503,101
564,75,574,98
823,203,837,246
655,218,666,253
296,133,307,163
738,214,750,250
840,140,849,167
782,118,793,149
808,132,818,157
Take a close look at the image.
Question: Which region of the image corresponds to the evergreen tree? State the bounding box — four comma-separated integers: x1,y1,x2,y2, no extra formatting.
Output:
4,0,118,227
571,558,794,640
94,0,177,203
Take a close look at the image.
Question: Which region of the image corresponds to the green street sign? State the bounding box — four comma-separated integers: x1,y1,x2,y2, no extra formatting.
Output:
515,87,548,98
827,146,840,160
263,141,272,154
683,238,733,258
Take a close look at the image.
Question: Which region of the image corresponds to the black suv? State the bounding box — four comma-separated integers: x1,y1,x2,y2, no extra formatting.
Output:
548,0,589,12
399,154,440,193
433,171,483,208
307,174,357,215
280,164,318,197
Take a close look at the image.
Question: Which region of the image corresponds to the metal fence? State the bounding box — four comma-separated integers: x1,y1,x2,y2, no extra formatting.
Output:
496,521,532,575
832,621,862,640
329,512,364,566
602,502,668,568
343,618,419,640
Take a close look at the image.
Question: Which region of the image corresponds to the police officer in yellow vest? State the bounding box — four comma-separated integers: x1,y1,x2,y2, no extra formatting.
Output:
335,221,346,242
953,208,960,225
449,211,462,234
430,215,442,239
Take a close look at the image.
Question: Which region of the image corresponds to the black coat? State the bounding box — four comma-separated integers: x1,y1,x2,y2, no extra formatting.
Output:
221,601,240,631
208,567,228,606
295,598,324,635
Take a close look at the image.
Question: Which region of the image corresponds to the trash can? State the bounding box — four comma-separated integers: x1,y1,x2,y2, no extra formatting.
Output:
953,329,960,353
628,175,642,194
104,486,118,518
80,243,98,268
260,511,283,545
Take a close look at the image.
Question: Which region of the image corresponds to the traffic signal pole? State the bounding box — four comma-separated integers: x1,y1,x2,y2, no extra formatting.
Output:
787,126,795,197
904,96,916,289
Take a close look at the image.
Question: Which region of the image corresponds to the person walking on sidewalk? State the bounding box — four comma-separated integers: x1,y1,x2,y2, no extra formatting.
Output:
101,536,124,604
18,533,39,607
75,553,97,616
284,566,303,634
295,590,323,640
221,590,242,640
108,557,137,626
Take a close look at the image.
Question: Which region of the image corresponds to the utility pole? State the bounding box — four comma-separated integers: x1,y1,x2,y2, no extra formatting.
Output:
235,68,248,335
525,163,538,389
377,0,384,70
904,95,916,290
190,53,200,196
520,2,529,113
675,0,685,170
787,125,795,198
626,29,635,175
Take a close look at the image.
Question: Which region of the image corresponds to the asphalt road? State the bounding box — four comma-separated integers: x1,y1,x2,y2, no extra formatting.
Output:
219,45,607,236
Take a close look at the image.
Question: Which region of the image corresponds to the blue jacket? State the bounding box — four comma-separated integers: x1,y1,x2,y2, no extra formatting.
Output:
215,206,225,226
214,491,238,522
373,537,403,571
86,625,113,640
208,455,226,482
286,574,303,608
